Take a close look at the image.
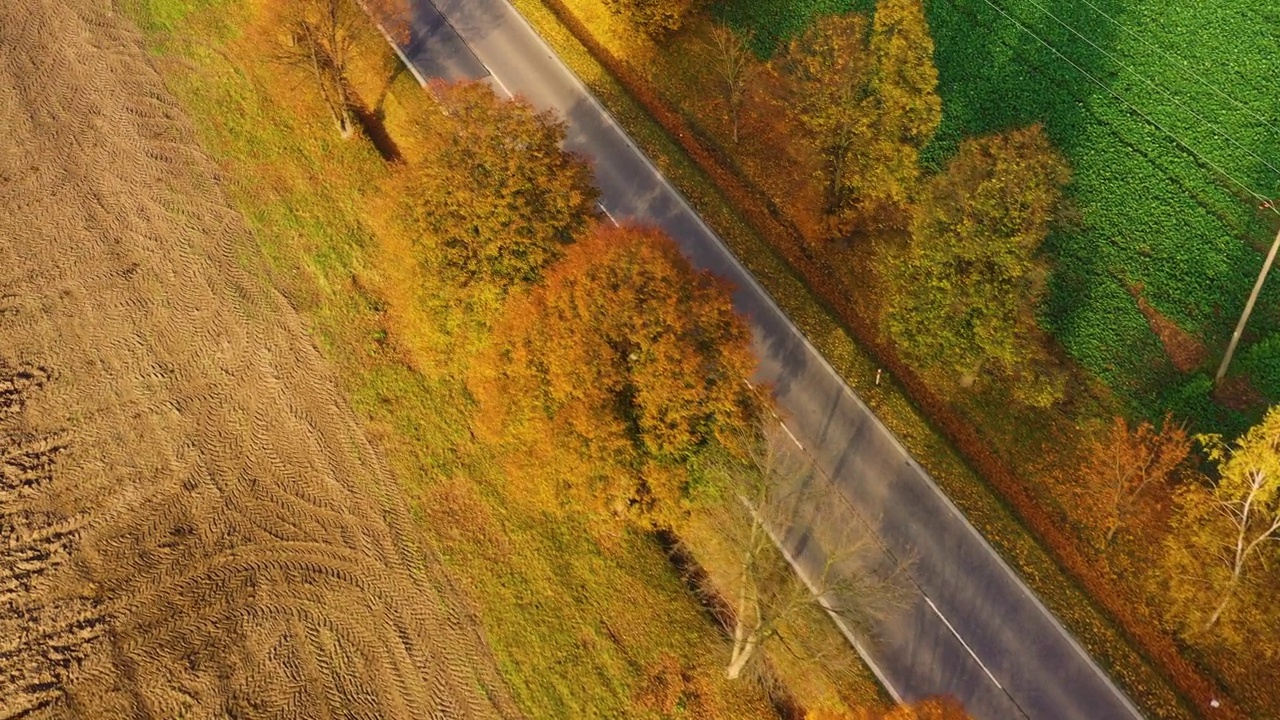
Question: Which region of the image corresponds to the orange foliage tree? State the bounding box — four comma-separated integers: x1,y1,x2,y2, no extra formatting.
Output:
401,82,598,290
469,223,760,526
1082,413,1189,549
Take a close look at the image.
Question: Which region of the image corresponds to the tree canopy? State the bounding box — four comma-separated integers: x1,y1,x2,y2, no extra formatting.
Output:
782,1,940,232
470,223,760,525
858,0,942,225
702,23,758,145
1164,405,1280,635
705,422,897,681
401,81,598,289
783,13,874,221
884,124,1070,403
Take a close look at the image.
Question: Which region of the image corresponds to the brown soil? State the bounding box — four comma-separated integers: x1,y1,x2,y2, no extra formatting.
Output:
1212,374,1268,414
1129,285,1208,373
0,1,518,718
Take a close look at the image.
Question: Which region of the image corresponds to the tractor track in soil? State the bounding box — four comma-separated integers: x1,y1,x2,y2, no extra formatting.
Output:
0,1,519,717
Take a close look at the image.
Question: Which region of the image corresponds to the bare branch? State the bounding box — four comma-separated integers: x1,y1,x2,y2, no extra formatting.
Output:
270,0,409,138
1193,406,1280,630
700,23,757,144
701,418,906,679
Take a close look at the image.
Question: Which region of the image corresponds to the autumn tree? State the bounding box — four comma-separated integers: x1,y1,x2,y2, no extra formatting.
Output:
1083,414,1190,548
782,14,873,221
884,124,1070,405
701,23,758,145
605,0,701,37
854,0,942,226
1163,406,1280,633
469,223,760,526
401,82,598,289
699,421,902,680
783,1,940,232
275,0,409,139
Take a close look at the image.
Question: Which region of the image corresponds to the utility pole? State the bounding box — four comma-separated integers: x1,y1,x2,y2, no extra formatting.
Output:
1216,222,1280,384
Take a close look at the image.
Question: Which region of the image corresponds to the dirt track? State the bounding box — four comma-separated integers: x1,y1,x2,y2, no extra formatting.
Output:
0,1,519,717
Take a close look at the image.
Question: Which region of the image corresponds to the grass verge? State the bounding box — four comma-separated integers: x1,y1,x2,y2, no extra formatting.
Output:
500,0,1222,717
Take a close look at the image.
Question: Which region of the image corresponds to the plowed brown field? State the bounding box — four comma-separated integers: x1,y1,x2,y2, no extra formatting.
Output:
0,1,520,718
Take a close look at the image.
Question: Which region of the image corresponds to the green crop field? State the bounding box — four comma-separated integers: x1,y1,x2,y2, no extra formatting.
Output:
718,0,1280,431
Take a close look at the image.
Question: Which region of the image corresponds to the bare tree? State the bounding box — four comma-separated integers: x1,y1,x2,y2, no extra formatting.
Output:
276,0,408,139
700,23,756,145
698,421,904,680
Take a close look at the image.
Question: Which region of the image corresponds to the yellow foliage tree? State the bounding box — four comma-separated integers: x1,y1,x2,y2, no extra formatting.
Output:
470,223,760,526
401,81,598,290
884,124,1070,404
782,0,940,234
1163,405,1280,633
856,0,942,227
782,14,874,223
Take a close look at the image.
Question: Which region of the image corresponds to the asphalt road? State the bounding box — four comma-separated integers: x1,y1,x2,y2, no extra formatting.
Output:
390,3,1148,718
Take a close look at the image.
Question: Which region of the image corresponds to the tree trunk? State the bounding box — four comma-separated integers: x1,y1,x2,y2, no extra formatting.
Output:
334,57,355,140
336,104,355,139
959,358,986,389
1102,498,1127,548
1203,571,1240,631
826,136,852,216
1102,520,1119,547
301,21,355,140
727,528,761,680
827,161,844,216
1204,514,1280,630
726,626,759,679
305,27,346,137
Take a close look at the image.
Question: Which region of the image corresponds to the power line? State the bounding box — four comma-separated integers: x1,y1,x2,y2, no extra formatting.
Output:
975,0,1275,208
1018,0,1280,179
1075,0,1280,141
